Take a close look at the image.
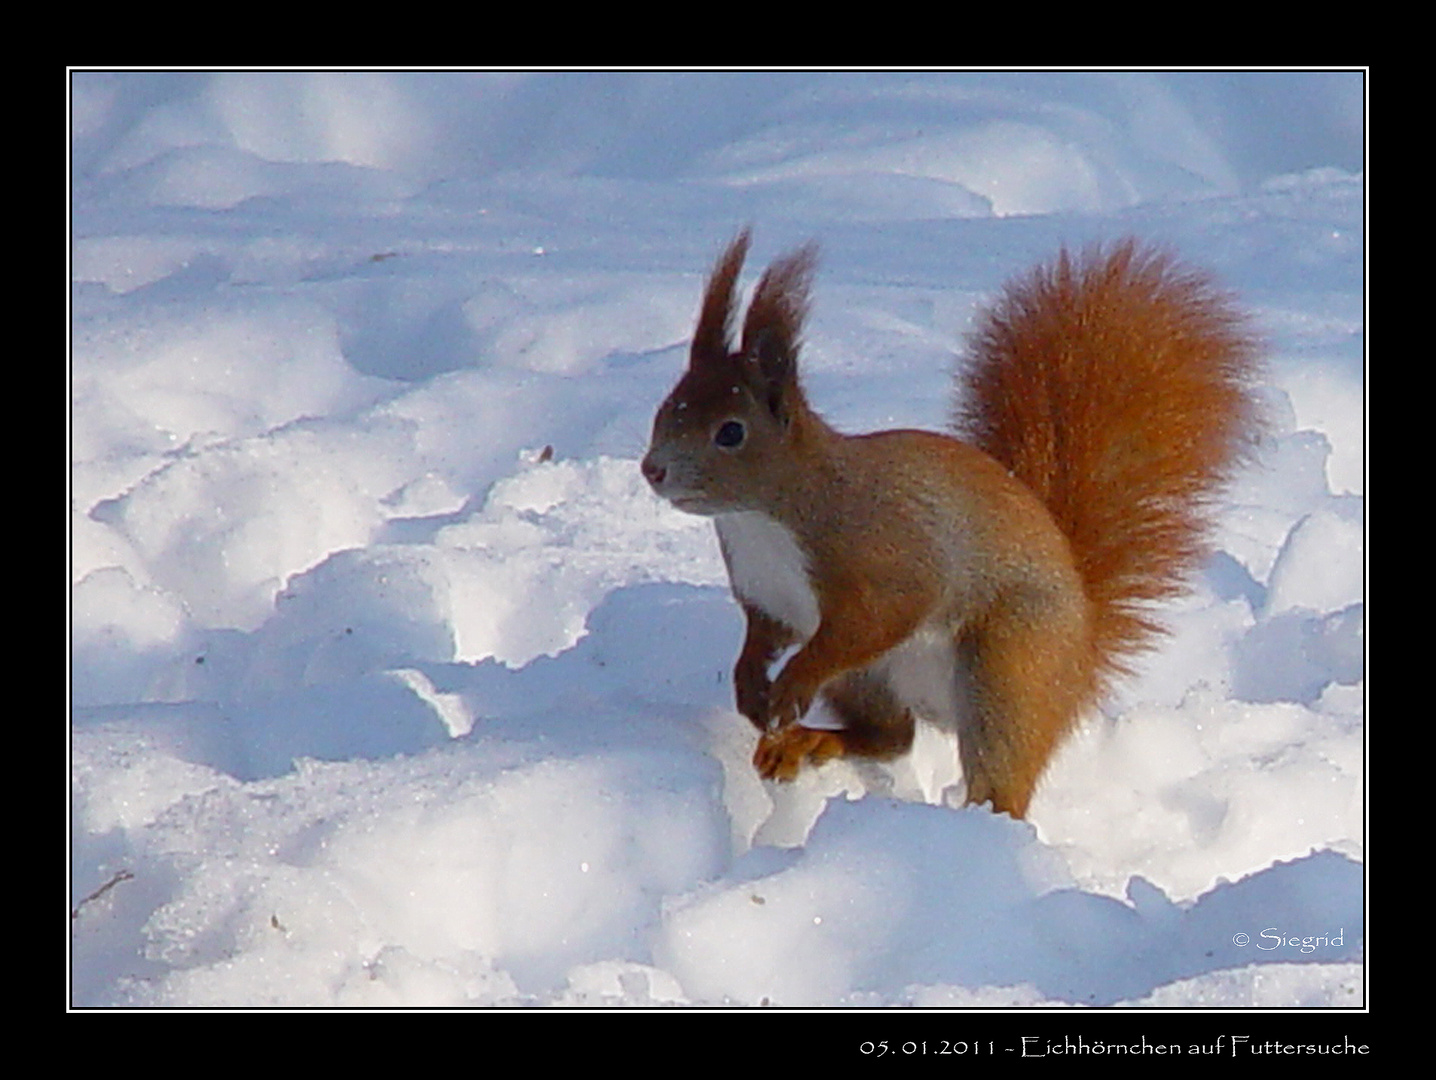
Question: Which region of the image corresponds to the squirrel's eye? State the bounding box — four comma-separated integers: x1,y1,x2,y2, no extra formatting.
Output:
714,420,746,449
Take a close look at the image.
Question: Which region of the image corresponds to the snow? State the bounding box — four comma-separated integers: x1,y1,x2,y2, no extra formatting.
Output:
70,71,1364,1019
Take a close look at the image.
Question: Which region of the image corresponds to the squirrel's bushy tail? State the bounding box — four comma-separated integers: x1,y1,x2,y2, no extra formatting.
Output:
956,239,1262,692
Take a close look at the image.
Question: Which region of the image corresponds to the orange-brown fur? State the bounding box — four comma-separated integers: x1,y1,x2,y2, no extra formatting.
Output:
641,231,1261,817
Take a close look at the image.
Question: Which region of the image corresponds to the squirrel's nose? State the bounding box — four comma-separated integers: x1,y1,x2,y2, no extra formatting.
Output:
641,457,666,486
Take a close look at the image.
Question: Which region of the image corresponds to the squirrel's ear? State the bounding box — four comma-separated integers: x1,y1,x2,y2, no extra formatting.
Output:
691,229,751,369
742,242,816,373
742,242,817,424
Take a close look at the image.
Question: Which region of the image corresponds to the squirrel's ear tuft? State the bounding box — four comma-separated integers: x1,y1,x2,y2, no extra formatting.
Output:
741,242,817,423
741,241,817,374
691,229,751,368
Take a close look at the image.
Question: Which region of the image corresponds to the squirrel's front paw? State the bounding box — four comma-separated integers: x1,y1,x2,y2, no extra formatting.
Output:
766,677,814,731
753,725,846,781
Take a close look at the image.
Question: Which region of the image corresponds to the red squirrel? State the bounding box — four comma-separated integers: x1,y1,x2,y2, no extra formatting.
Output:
641,231,1261,818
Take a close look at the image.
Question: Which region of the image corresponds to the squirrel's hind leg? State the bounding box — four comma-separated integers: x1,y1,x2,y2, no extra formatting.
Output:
752,669,916,780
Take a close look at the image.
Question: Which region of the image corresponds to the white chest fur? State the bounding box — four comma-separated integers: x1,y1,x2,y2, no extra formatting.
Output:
714,511,821,640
